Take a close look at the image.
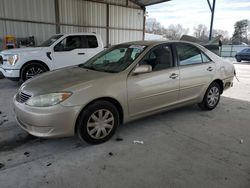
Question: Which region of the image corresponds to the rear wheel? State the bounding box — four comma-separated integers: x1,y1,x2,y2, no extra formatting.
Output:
77,100,119,144
21,63,48,82
198,82,221,110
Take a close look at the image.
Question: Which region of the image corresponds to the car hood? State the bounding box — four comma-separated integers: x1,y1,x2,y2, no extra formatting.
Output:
1,47,45,55
20,66,110,96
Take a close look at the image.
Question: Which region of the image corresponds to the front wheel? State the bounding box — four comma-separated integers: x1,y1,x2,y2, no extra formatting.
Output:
21,63,48,82
198,82,221,111
77,100,119,144
235,56,241,62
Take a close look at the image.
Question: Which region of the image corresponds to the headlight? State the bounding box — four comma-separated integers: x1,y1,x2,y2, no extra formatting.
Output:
26,92,72,107
7,54,19,66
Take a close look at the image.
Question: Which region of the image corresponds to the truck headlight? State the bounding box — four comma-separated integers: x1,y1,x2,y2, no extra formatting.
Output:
26,92,72,107
7,54,19,66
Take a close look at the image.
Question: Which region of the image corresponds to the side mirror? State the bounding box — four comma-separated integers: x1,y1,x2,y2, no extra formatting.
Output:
133,65,152,75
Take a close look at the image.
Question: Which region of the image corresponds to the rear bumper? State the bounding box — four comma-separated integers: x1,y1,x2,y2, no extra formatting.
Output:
223,76,234,91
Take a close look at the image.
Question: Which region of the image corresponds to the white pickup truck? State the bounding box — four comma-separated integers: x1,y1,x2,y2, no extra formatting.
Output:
0,33,104,81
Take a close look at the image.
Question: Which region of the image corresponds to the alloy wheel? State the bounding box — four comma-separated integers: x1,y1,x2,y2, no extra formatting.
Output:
26,67,45,79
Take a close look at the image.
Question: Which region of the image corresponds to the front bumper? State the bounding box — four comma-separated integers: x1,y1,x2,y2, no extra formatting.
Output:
14,96,82,138
0,66,20,79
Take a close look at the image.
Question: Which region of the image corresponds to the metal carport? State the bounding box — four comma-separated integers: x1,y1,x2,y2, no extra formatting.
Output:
0,0,170,49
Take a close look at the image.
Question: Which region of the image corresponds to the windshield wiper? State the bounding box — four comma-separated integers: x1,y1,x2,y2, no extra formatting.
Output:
79,64,102,72
102,70,117,73
79,64,117,73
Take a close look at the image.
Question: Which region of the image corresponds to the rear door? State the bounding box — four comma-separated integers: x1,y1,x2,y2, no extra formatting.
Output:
127,44,180,116
53,35,101,69
80,35,103,62
174,43,215,102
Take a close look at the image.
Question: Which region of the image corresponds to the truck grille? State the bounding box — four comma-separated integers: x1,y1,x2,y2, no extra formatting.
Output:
0,56,3,65
17,92,32,103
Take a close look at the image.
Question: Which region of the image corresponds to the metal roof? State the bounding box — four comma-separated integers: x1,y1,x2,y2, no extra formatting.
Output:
131,0,171,7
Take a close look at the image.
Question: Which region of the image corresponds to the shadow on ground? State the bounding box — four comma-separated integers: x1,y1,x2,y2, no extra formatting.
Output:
0,96,249,188
0,96,249,161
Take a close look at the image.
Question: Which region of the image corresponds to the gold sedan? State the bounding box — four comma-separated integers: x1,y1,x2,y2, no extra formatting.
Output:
14,41,235,144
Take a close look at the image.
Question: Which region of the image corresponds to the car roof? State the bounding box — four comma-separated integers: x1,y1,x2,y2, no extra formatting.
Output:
57,33,100,37
120,40,201,47
239,48,250,53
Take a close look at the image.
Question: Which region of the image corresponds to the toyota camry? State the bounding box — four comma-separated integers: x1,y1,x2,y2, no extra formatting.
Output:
14,41,235,144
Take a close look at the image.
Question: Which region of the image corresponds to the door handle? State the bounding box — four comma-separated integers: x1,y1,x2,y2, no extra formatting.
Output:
78,53,85,55
207,67,213,71
169,73,179,79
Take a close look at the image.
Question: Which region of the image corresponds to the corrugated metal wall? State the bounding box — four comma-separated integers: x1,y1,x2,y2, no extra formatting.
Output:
2,0,55,22
59,0,107,27
109,5,143,30
0,0,144,49
104,0,140,8
109,5,144,45
0,0,56,46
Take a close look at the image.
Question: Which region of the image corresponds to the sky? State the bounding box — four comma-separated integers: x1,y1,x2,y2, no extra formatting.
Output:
146,0,250,37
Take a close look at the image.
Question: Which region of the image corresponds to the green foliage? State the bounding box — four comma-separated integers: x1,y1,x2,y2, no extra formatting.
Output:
232,19,249,44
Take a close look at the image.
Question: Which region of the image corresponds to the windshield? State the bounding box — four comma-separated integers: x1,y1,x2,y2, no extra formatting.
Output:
39,35,63,47
79,44,147,73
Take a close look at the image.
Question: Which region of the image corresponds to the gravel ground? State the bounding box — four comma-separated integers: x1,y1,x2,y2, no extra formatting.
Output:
0,60,250,188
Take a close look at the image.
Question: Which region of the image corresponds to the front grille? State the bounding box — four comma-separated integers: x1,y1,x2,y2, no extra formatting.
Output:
0,56,3,65
17,92,32,103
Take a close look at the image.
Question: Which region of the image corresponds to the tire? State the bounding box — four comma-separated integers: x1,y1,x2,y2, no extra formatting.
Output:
21,62,48,82
198,82,221,111
77,100,119,144
235,56,241,62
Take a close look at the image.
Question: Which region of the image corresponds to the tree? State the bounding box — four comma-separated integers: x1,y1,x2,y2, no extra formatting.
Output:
145,18,189,39
232,19,249,44
193,24,209,41
212,29,231,44
165,24,189,40
212,29,229,38
145,18,163,34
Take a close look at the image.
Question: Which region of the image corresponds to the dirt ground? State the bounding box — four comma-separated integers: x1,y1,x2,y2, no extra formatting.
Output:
0,60,250,188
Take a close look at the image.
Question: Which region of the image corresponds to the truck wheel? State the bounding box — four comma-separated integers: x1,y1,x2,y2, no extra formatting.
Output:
21,63,48,82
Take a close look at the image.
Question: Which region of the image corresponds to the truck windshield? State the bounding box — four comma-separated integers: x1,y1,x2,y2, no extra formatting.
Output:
39,35,63,47
79,44,147,73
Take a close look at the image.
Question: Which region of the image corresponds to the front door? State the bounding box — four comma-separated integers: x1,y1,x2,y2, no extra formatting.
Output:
127,44,180,117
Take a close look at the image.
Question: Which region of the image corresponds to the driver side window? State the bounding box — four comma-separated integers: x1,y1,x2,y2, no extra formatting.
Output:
139,45,173,71
54,36,81,52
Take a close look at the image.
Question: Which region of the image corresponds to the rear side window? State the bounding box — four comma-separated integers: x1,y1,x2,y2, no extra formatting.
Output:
176,44,203,66
201,53,211,63
241,49,248,53
83,35,98,48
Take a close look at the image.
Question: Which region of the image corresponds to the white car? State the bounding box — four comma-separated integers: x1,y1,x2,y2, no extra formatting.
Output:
0,33,104,81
